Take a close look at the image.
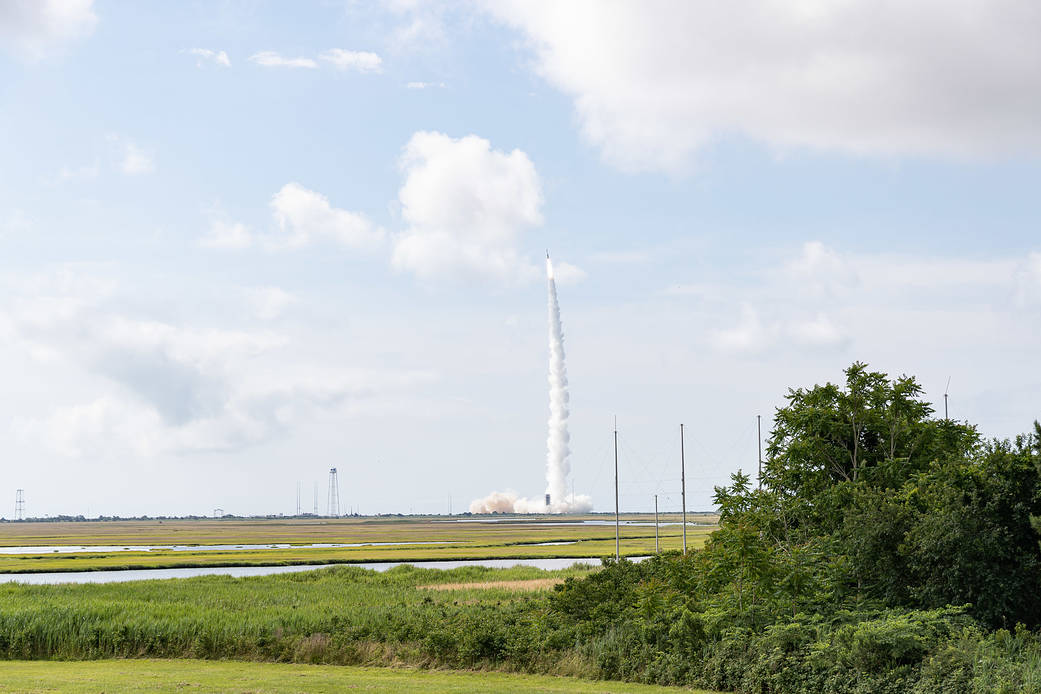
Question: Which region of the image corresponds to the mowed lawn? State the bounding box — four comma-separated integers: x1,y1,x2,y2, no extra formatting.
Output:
0,660,718,693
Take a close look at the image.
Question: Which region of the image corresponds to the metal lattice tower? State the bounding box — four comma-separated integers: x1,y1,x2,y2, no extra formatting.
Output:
296,481,301,516
15,489,25,521
327,468,340,517
313,482,319,515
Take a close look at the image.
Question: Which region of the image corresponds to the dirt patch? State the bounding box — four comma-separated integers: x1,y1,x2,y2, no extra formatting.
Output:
417,578,565,592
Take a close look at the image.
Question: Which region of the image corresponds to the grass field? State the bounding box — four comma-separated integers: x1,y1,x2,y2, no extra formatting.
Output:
0,515,716,573
0,659,718,693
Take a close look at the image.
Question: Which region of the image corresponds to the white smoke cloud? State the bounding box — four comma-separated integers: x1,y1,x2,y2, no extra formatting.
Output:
470,255,593,514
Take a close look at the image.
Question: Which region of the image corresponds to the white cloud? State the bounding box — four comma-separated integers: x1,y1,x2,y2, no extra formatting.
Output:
249,51,318,69
321,49,382,73
119,142,154,175
392,131,544,283
702,241,1041,357
0,0,97,61
245,286,295,320
186,48,230,68
787,313,850,350
710,304,774,354
406,81,446,89
484,1,1041,172
3,270,434,458
57,161,100,181
200,219,253,250
784,240,858,297
0,209,34,238
1015,252,1041,305
552,261,587,285
269,183,383,250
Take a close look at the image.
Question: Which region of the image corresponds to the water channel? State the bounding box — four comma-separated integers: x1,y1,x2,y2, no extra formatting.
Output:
0,556,634,585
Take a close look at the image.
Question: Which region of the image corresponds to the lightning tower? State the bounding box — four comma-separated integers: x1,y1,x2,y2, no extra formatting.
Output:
327,468,340,517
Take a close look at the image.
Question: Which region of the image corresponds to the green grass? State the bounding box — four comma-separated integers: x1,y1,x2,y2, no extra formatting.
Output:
0,659,717,693
0,565,585,663
0,516,716,574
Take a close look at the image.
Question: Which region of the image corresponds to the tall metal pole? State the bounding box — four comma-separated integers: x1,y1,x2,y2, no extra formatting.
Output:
614,417,620,561
654,494,659,553
680,423,687,555
757,414,763,490
944,376,951,421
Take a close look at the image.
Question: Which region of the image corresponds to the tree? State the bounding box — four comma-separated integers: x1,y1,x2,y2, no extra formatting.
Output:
764,362,977,534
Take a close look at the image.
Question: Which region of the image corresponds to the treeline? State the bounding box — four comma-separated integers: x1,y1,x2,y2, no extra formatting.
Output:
548,363,1041,692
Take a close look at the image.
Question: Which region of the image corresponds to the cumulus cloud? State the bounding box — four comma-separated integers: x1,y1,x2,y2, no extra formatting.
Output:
249,51,318,69
119,142,154,175
787,313,851,350
3,270,434,458
392,131,546,283
186,47,230,68
269,183,383,250
321,48,382,73
785,240,859,297
1015,252,1041,305
484,1,1041,172
245,286,295,320
710,304,774,354
0,0,97,61
200,219,253,250
702,241,1041,357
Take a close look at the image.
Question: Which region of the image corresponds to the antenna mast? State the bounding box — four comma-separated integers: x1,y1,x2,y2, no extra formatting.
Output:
654,494,659,553
944,376,951,421
757,414,763,490
614,416,620,561
680,423,687,555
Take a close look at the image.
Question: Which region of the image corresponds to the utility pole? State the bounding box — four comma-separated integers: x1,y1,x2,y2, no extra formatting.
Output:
313,482,319,515
944,376,951,421
757,414,763,490
614,416,620,561
654,494,659,553
296,481,301,516
680,423,687,555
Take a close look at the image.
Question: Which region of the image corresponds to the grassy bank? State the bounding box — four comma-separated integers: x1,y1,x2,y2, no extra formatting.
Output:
0,564,590,667
0,659,719,693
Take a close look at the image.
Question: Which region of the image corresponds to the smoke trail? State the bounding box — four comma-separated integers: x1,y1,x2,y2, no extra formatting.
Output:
470,255,592,514
545,255,571,506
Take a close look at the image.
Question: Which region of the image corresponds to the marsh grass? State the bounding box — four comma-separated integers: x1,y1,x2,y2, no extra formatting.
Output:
0,516,715,574
0,564,594,673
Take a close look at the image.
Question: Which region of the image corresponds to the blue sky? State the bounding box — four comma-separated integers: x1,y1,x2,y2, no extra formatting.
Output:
1,0,1039,517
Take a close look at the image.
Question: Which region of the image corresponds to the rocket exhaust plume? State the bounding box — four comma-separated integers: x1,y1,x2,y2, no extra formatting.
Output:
470,254,592,514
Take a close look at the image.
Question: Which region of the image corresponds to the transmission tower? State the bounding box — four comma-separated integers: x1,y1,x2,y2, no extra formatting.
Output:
313,481,319,515
295,481,301,516
327,468,340,517
15,489,25,521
